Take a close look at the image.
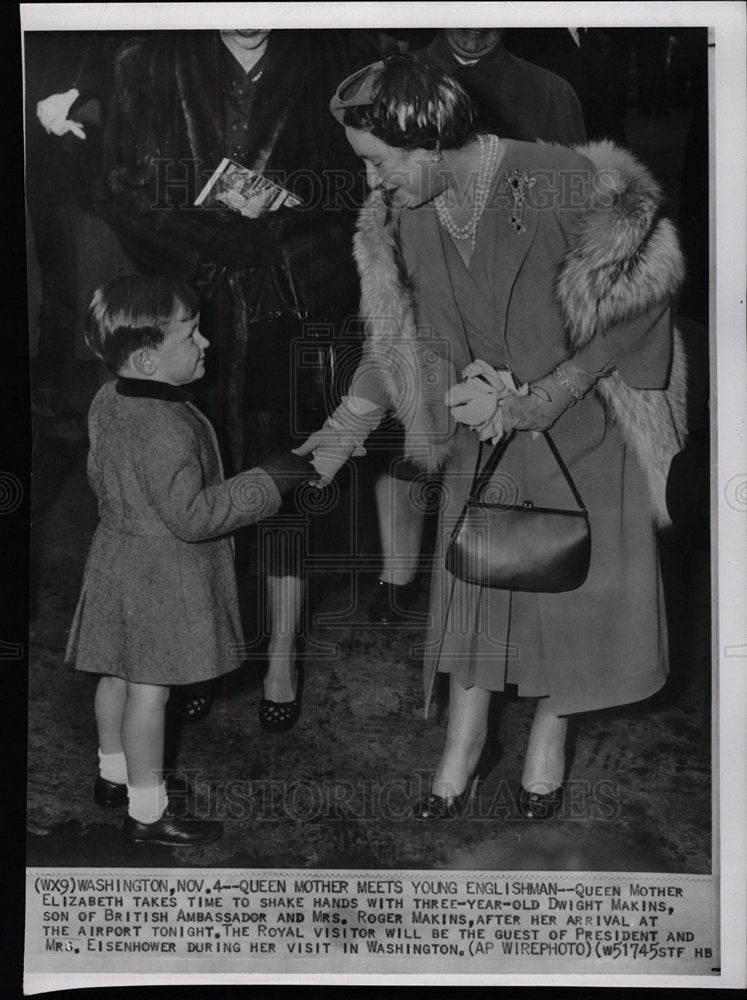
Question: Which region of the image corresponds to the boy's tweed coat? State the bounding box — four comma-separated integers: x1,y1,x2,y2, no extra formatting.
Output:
66,379,282,684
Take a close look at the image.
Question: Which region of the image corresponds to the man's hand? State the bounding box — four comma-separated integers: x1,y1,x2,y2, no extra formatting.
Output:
36,89,86,139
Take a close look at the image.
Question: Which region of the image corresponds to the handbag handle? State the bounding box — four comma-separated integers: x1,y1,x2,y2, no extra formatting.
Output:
467,431,587,515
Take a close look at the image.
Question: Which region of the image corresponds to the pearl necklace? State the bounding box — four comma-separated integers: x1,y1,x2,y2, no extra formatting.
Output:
435,133,500,246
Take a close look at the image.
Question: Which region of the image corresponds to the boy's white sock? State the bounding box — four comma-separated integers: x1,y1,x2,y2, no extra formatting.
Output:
127,783,168,825
98,749,128,785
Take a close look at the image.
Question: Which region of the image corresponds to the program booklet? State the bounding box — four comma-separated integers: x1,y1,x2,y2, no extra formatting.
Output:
195,158,302,217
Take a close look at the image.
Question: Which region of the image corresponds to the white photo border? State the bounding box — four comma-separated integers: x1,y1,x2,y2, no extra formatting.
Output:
19,1,746,990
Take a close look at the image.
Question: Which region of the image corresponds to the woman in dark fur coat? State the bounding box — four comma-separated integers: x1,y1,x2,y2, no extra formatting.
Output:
97,29,374,728
295,56,688,819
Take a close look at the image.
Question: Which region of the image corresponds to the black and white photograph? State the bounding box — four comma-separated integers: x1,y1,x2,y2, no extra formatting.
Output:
16,1,746,990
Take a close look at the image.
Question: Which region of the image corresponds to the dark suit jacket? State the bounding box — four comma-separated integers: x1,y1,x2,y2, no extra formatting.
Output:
419,33,587,145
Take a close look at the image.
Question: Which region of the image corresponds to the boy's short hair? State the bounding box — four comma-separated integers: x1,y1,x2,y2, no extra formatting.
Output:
85,274,199,374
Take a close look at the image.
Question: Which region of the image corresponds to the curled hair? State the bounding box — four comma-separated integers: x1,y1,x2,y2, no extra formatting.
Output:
342,54,476,151
85,274,199,374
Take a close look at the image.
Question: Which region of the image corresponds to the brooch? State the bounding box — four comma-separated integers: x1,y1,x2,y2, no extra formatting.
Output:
502,169,536,233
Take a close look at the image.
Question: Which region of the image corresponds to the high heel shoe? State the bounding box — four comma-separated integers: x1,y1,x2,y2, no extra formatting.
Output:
517,784,563,820
413,780,479,820
178,684,213,723
413,742,501,820
259,666,303,733
258,696,301,732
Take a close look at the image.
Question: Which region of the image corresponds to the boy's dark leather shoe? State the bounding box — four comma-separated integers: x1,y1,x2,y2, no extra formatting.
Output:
122,809,223,847
94,775,192,809
94,777,128,808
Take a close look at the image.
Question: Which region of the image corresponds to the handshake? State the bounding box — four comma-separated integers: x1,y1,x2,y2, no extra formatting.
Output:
292,395,384,486
259,451,323,495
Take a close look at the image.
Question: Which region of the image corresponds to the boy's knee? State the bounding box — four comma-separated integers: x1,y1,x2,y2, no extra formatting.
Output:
98,675,126,694
125,681,171,707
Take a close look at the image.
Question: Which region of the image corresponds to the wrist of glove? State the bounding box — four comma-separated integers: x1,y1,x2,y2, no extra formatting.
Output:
499,358,614,433
324,397,381,454
499,374,573,433
552,357,614,400
307,442,355,484
291,396,383,484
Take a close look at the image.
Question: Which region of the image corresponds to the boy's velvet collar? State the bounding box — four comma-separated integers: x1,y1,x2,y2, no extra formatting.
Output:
115,377,195,403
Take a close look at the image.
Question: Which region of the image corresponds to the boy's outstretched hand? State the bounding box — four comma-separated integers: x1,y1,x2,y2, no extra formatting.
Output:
259,451,322,496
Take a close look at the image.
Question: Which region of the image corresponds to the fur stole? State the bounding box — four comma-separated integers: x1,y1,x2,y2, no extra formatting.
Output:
354,140,688,526
353,195,455,471
559,141,688,526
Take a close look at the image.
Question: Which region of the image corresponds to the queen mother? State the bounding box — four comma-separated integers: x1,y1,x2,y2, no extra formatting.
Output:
295,54,688,820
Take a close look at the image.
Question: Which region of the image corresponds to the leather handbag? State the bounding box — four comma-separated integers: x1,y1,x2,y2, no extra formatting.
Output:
446,431,591,592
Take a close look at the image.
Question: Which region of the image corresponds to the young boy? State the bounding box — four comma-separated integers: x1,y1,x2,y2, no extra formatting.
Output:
66,275,314,846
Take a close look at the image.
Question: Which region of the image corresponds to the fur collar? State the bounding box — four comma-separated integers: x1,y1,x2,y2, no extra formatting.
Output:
353,141,688,526
557,140,685,348
564,141,688,526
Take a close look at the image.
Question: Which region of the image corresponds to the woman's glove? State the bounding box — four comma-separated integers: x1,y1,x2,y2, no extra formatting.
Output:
500,357,615,433
291,395,384,485
37,88,86,139
445,360,529,443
